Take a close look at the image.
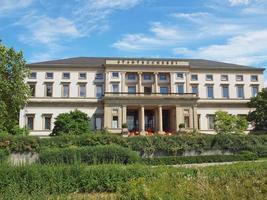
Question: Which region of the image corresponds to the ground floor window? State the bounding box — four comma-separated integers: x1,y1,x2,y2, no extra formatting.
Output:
95,116,103,130
207,115,215,130
184,116,190,128
112,116,118,128
26,114,35,130
43,115,52,130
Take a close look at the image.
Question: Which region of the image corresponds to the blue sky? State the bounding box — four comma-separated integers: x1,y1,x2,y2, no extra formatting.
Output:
0,0,267,85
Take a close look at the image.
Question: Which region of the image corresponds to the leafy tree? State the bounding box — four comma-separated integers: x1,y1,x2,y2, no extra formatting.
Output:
0,42,30,134
214,111,248,134
248,88,267,130
51,109,91,136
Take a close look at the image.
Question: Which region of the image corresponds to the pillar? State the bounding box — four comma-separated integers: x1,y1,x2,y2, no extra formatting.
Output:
104,105,109,128
189,107,193,129
158,105,164,134
176,106,184,132
105,72,109,93
138,72,142,93
193,106,198,130
154,72,158,93
170,72,174,93
185,72,190,93
122,105,127,125
121,72,126,93
139,106,145,135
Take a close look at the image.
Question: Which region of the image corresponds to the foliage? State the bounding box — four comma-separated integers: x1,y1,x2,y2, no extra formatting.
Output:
142,152,257,165
248,88,267,130
179,123,185,129
0,42,30,133
122,123,128,128
214,111,248,134
0,149,8,163
51,109,91,136
39,145,140,165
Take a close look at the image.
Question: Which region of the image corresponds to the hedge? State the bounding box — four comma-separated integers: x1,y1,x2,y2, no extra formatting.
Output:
39,145,139,165
0,150,8,163
142,152,258,165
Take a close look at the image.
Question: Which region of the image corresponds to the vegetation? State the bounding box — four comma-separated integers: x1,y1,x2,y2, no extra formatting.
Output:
39,145,139,165
248,88,267,131
214,111,248,134
51,109,91,136
0,42,30,134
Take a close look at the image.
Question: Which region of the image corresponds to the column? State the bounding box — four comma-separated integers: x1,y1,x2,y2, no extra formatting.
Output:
138,72,142,93
121,72,126,93
154,72,158,93
176,106,184,132
104,105,109,129
193,106,198,130
189,107,193,129
105,72,109,93
122,105,127,125
139,106,145,135
185,72,190,93
158,105,164,134
170,72,175,93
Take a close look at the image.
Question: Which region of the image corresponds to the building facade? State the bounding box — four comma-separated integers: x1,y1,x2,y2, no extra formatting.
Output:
19,57,265,136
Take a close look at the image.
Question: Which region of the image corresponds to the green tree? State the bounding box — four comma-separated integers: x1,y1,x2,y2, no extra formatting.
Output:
214,111,248,134
0,42,30,134
248,88,267,130
51,109,91,136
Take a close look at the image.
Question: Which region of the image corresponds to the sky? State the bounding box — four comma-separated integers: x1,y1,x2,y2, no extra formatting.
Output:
0,0,267,85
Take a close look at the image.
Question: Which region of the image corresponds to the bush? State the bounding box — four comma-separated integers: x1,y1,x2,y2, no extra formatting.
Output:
39,145,140,165
142,152,258,165
51,109,91,136
0,150,8,163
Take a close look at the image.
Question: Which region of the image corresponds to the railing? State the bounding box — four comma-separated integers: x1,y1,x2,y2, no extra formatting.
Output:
104,92,198,98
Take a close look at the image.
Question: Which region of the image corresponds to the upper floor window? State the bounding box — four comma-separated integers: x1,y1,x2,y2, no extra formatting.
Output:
160,86,168,94
236,85,244,99
144,73,152,80
144,86,152,94
177,84,184,94
96,85,103,97
79,84,86,97
221,75,228,81
62,72,70,79
251,85,259,97
191,85,198,94
46,72,53,79
111,84,119,93
29,83,36,97
207,84,214,99
112,72,119,78
29,72,37,79
206,74,213,81
26,114,34,130
222,85,229,99
128,73,136,80
128,86,136,94
236,75,243,81
62,84,70,98
45,83,53,97
251,75,258,82
176,73,184,79
95,73,103,80
79,72,87,80
159,74,167,80
191,74,198,81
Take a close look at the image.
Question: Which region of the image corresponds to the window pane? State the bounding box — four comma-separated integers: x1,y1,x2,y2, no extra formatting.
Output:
208,115,215,129
29,84,35,97
128,73,135,80
177,73,184,79
159,74,167,80
95,73,103,80
177,84,184,93
236,75,243,81
128,86,136,93
46,72,53,79
206,75,213,81
44,117,51,130
27,116,34,130
112,72,119,78
79,73,86,79
29,72,36,79
237,86,244,98
46,84,53,97
96,86,103,97
252,86,258,97
62,85,69,97
191,74,198,81
207,85,214,98
221,75,228,81
79,85,86,97
160,87,168,94
222,85,229,98
112,116,118,128
251,75,258,81
95,117,102,130
144,87,152,94
112,84,119,93
63,73,70,79
192,85,198,94
144,74,151,80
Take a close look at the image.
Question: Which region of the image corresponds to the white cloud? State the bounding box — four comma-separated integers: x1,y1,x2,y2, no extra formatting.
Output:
265,79,267,87
0,0,33,12
229,0,251,6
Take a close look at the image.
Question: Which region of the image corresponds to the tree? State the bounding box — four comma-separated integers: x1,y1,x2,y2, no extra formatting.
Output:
51,109,91,136
214,111,248,134
248,88,267,130
0,42,30,134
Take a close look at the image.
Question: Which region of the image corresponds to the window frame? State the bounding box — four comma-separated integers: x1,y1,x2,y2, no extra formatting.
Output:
62,83,70,98
251,85,259,97
222,84,229,99
176,73,184,79
43,114,52,130
112,72,119,79
207,114,215,130
45,82,53,97
159,74,167,81
29,72,37,79
221,75,228,81
78,84,87,97
96,85,104,97
128,86,136,94
207,84,214,99
62,72,70,79
251,75,258,82
236,85,244,99
160,86,169,94
79,72,87,80
206,74,213,81
46,72,54,79
177,83,184,94
26,114,35,130
191,74,198,81
236,75,243,82
127,73,136,80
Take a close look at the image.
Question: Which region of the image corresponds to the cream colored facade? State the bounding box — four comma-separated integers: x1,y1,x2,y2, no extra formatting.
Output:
19,57,265,136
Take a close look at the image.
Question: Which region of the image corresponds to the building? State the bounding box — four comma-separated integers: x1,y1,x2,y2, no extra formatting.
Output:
19,57,265,136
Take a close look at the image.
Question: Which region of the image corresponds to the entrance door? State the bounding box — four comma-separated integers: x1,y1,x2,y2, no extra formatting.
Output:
127,110,139,131
163,110,170,132
145,110,155,132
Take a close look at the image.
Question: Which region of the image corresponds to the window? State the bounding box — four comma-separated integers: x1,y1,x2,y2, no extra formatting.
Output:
128,73,136,80
128,86,136,93
29,72,37,79
191,85,198,94
45,83,53,97
29,83,36,97
95,73,103,80
160,87,168,94
251,75,258,82
95,117,103,130
221,75,228,81
144,86,152,94
46,72,53,79
222,85,229,99
184,116,190,128
176,73,184,79
206,74,213,81
26,115,34,130
79,84,86,97
191,74,198,81
44,115,52,130
112,116,118,128
237,85,244,98
236,75,243,81
79,72,87,79
144,73,152,80
177,84,184,93
252,85,259,97
62,84,69,97
112,72,119,78
96,85,103,97
111,84,119,93
62,72,70,79
207,85,214,99
159,74,167,80
207,115,215,130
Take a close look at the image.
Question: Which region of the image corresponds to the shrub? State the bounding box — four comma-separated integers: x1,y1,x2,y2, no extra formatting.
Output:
39,145,140,165
0,150,8,163
142,152,258,165
122,123,128,129
51,109,91,136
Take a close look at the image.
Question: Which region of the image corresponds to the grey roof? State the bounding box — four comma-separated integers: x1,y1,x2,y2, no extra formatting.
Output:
28,57,265,71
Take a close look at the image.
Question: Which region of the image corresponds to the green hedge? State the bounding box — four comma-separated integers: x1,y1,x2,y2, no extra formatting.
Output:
39,145,140,165
142,152,258,165
0,150,8,163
